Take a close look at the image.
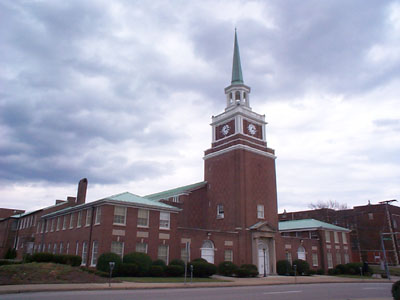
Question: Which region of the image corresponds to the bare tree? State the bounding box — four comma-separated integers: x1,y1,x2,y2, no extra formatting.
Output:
308,200,348,210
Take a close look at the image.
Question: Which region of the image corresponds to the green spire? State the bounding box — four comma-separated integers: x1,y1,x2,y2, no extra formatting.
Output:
231,29,244,85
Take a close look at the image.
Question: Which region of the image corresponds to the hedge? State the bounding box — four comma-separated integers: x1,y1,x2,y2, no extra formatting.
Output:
236,264,258,277
166,265,185,277
123,252,152,276
29,253,82,266
276,260,291,276
96,252,122,274
217,261,238,277
190,261,217,278
292,259,310,275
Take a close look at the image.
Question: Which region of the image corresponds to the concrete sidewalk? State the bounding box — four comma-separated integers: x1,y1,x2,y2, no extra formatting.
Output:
0,275,395,295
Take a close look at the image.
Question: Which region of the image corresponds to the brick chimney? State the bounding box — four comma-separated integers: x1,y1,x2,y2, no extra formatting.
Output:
76,178,88,205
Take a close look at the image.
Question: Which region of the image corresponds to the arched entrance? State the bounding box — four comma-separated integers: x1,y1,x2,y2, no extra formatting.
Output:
297,246,306,260
201,240,215,263
258,240,269,276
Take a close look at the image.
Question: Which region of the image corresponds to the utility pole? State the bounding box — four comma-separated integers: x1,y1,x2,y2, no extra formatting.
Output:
380,200,398,266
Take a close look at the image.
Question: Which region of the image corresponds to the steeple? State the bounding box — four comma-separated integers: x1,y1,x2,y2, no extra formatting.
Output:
231,29,244,85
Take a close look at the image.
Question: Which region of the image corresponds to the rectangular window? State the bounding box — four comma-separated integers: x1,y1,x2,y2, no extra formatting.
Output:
224,250,233,262
59,242,63,254
66,242,70,254
327,252,333,269
41,221,45,233
75,242,79,255
342,232,347,244
312,253,318,267
257,205,264,219
77,211,82,228
82,241,88,265
334,231,339,243
344,253,350,264
159,212,170,229
325,231,331,243
137,209,149,227
111,241,124,257
217,204,224,219
62,216,68,230
56,217,61,231
336,252,342,265
36,222,41,234
51,218,55,232
85,208,92,226
69,213,75,229
114,206,127,225
53,243,57,254
48,243,51,252
285,252,292,264
136,242,148,254
95,207,101,225
368,213,374,220
181,247,190,264
158,244,169,264
91,241,98,266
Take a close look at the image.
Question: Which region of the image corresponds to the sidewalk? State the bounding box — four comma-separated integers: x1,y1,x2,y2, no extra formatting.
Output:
0,275,396,295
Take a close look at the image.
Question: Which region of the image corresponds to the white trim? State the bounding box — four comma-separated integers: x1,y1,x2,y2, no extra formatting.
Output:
204,144,277,160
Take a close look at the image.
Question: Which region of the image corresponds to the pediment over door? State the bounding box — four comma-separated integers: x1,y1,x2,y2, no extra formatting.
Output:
248,221,277,235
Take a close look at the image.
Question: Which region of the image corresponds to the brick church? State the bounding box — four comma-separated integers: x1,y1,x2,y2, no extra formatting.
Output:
1,32,353,274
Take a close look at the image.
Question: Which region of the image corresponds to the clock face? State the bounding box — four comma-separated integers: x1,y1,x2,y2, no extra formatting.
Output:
221,124,230,136
248,123,257,135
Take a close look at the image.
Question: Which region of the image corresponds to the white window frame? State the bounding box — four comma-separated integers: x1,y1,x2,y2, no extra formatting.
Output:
342,232,347,244
56,217,61,231
334,231,339,244
312,253,318,267
111,241,124,257
59,242,63,254
217,204,224,219
81,241,88,265
75,241,79,255
158,244,169,264
95,207,101,225
85,208,92,227
327,252,333,269
62,215,67,230
66,242,70,254
77,211,82,228
336,252,342,265
51,218,55,232
53,243,57,254
325,231,331,243
344,253,350,264
224,249,233,262
257,205,264,219
69,213,75,229
137,209,149,227
136,242,148,254
91,241,99,266
113,206,127,226
286,251,292,264
159,212,170,229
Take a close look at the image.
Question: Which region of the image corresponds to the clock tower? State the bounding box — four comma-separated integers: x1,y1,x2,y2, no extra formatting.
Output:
204,30,278,274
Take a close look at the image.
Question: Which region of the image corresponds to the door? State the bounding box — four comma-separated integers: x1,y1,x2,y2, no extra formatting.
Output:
258,240,269,276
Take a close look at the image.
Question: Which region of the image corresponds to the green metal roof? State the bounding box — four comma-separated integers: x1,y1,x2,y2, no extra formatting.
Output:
231,29,244,85
104,192,179,210
145,181,207,201
279,219,350,232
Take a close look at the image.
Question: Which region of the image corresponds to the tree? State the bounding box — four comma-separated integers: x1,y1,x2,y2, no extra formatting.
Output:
308,200,348,210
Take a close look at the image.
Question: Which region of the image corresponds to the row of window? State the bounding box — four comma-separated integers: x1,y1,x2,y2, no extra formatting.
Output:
18,215,37,230
325,231,347,244
113,207,170,229
286,250,350,268
217,204,264,219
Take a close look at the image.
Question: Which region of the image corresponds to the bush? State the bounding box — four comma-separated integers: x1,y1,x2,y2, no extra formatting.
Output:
166,265,185,277
192,258,208,263
308,269,317,275
393,281,400,300
328,268,338,275
152,259,167,270
169,259,185,268
150,265,165,277
276,260,291,275
345,262,363,275
190,261,217,278
316,268,324,275
23,253,32,263
96,252,122,275
235,267,251,277
292,259,310,275
334,264,348,275
123,252,152,276
238,264,258,277
64,255,82,267
53,254,67,264
118,263,138,277
0,259,21,266
31,252,54,263
4,248,17,259
218,261,238,277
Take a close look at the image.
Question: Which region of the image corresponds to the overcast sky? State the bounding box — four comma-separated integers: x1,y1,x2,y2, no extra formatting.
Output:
1,0,399,213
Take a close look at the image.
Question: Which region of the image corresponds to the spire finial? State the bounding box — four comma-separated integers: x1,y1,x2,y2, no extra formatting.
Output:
231,29,244,85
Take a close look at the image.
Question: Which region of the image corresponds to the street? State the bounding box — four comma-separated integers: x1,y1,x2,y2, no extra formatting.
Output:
1,283,392,300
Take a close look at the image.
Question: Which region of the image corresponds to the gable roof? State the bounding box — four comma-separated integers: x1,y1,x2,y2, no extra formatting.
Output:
103,192,179,210
279,219,350,232
145,181,207,201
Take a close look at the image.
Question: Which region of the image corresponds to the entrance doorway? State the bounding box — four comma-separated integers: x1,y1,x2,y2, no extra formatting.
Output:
258,240,269,276
201,240,215,263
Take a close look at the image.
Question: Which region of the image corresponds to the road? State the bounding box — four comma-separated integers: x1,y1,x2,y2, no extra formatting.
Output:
1,283,392,300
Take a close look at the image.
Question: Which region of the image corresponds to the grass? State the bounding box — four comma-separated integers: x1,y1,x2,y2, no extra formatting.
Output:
334,274,379,279
115,277,232,283
371,265,400,276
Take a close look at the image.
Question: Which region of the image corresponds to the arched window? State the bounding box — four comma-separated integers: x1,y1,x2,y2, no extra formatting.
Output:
297,246,306,260
201,240,215,263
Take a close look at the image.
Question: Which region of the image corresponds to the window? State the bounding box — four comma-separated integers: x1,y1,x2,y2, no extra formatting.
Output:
334,231,339,243
53,243,57,254
285,252,292,264
51,219,55,232
66,242,70,254
257,205,264,219
56,217,61,231
95,207,101,225
48,243,51,252
312,253,318,266
137,209,149,227
344,253,350,264
82,241,88,265
77,211,82,228
224,250,233,262
62,216,68,230
336,252,342,265
327,252,333,268
297,246,306,260
41,221,45,233
91,241,98,266
46,220,50,232
85,208,92,226
159,212,170,229
59,242,63,254
111,241,124,257
69,213,75,229
158,244,169,264
342,232,347,244
325,231,331,243
136,242,148,253
36,222,40,234
181,247,190,263
368,213,374,220
114,206,127,225
172,196,180,203
217,204,224,218
76,242,79,255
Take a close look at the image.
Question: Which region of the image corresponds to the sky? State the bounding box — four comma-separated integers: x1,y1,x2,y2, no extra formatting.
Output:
1,0,399,213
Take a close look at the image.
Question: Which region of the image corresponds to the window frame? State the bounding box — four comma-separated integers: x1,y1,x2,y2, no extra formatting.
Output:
224,249,233,262
113,206,127,226
137,209,149,227
257,205,265,219
94,207,101,225
91,241,99,267
111,241,124,257
85,208,92,227
217,204,224,219
157,244,169,264
159,212,170,230
135,242,148,254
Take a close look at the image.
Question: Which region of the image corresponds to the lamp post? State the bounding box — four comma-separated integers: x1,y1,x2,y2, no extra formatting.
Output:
263,248,266,277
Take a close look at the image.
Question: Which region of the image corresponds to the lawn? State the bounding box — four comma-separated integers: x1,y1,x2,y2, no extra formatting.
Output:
116,277,232,283
371,265,400,276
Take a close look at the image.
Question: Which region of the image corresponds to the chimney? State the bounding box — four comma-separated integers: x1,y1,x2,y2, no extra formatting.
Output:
67,196,76,204
76,178,88,205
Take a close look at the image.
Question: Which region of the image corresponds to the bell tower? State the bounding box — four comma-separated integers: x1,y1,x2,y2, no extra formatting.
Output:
203,30,278,273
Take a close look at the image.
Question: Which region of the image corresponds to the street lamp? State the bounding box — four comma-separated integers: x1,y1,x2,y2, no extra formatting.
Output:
263,248,266,277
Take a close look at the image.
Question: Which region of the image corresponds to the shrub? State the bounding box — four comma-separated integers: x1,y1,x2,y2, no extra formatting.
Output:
217,261,238,277
150,265,165,277
316,268,324,275
334,264,348,275
276,260,291,275
308,269,317,275
192,258,208,263
23,253,32,263
190,261,217,278
4,248,17,259
169,259,186,268
238,264,258,277
328,268,338,275
31,252,54,263
345,262,363,275
118,263,139,277
53,254,67,264
235,267,251,277
123,252,152,276
0,259,21,266
166,265,185,277
96,252,122,275
64,254,82,267
292,259,309,276
152,259,167,270
393,281,400,300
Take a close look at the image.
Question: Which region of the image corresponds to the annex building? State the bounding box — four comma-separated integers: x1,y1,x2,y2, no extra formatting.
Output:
1,32,352,274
